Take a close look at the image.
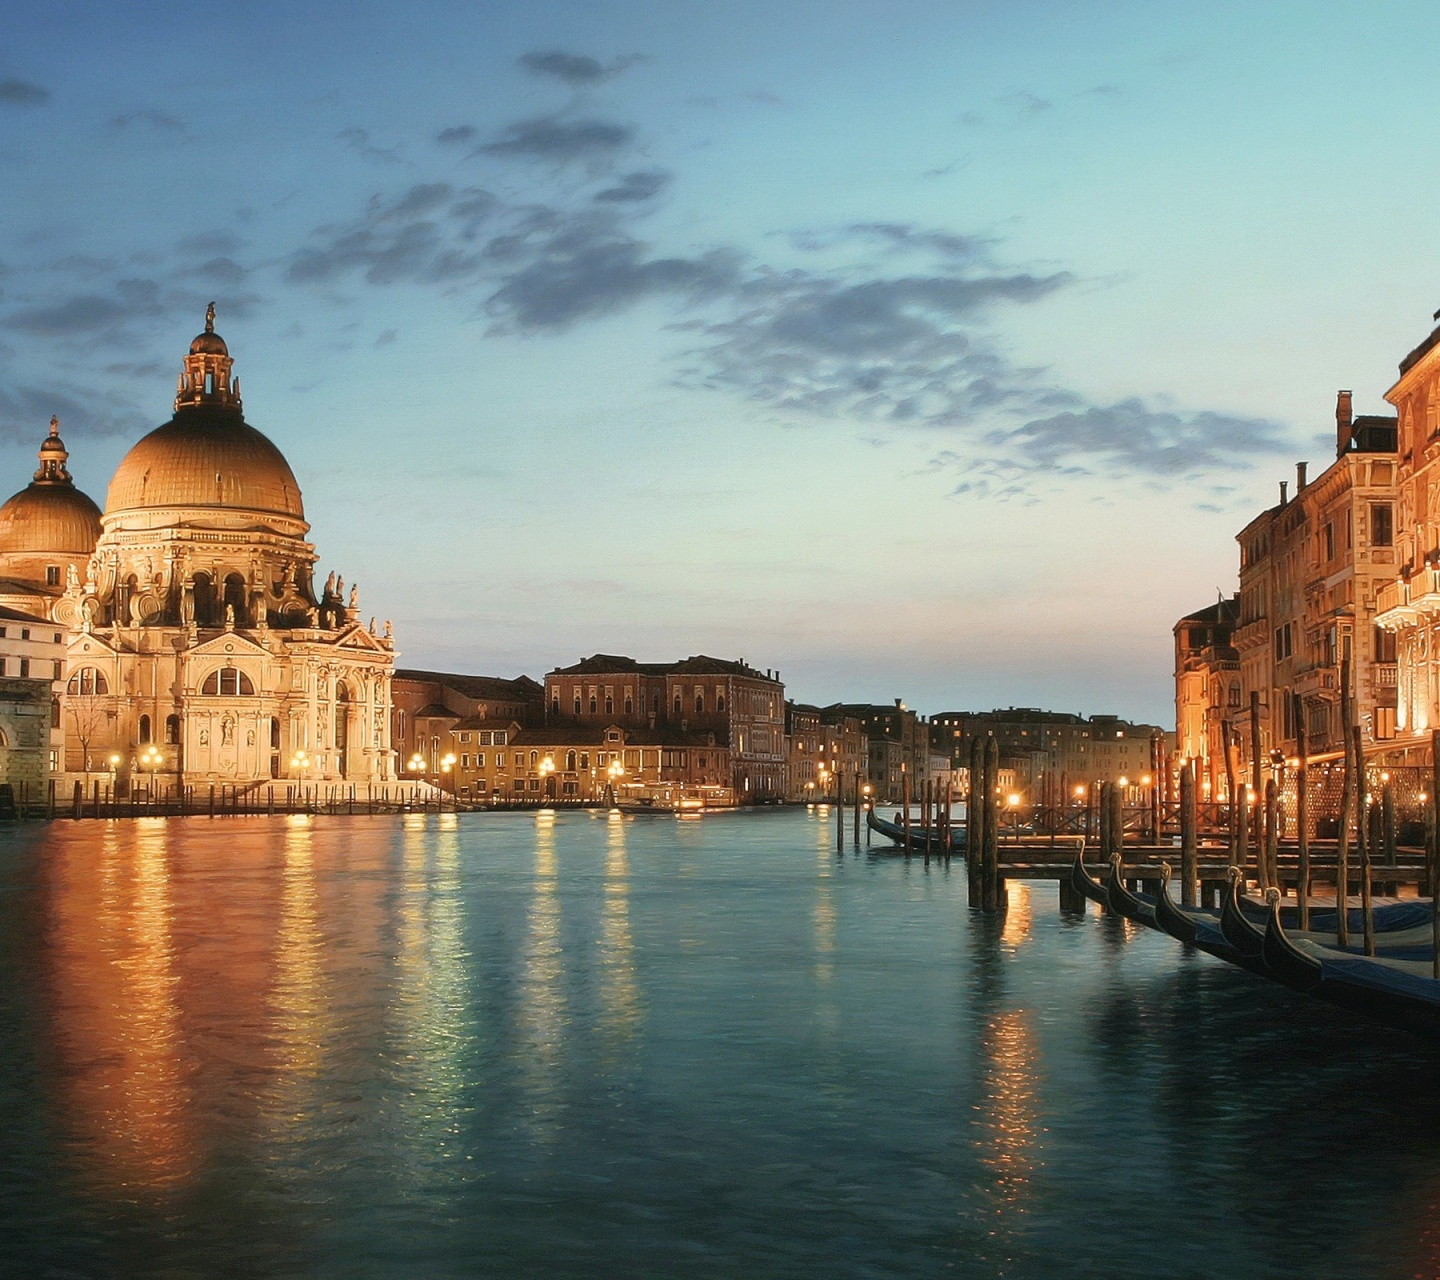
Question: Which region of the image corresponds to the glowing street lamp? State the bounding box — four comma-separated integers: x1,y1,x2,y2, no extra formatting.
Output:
138,744,164,796
292,749,311,778
441,752,457,789
538,755,554,802
606,758,625,806
407,752,424,775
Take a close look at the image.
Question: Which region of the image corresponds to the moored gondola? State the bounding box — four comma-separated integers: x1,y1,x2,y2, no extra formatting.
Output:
1220,868,1267,961
1262,896,1324,992
1152,862,1199,944
865,806,963,854
1104,853,1160,930
1154,862,1272,974
1069,849,1109,908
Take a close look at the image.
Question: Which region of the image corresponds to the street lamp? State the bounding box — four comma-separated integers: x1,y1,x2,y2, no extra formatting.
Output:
538,755,554,802
407,752,424,775
441,752,456,791
607,758,625,807
139,744,163,797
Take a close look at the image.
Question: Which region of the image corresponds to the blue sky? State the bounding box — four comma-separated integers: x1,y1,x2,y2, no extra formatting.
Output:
3,0,1439,724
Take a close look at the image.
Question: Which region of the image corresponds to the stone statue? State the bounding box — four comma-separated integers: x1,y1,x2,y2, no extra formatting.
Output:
369,617,377,634
348,584,358,611
221,716,234,746
383,620,393,639
199,728,209,747
224,602,235,628
324,571,336,597
66,563,79,591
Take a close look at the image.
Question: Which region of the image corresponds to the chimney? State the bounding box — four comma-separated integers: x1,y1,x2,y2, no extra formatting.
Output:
1336,389,1353,458
1296,461,1308,492
1280,480,1288,505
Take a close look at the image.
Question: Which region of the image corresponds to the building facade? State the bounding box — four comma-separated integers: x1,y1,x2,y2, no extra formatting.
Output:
0,308,397,789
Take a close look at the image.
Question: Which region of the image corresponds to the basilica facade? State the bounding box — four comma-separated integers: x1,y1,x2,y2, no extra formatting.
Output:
0,307,396,789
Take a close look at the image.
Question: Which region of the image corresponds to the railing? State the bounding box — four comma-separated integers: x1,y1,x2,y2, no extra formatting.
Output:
1375,663,1398,687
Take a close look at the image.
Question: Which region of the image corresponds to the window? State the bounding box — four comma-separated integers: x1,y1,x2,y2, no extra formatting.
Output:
589,696,598,714
1375,625,1397,664
513,778,525,792
717,694,726,713
574,697,582,715
1375,705,1397,740
45,566,59,586
624,697,633,715
50,697,59,729
201,667,255,695
530,750,538,766
695,693,704,714
1323,522,1335,562
495,752,506,769
139,715,151,743
476,752,485,768
1370,502,1393,547
51,661,61,680
605,696,614,715
461,754,470,768
20,629,29,641
551,698,560,716
459,732,471,743
1227,682,1241,708
18,659,29,679
566,750,577,770
580,752,589,769
673,695,682,717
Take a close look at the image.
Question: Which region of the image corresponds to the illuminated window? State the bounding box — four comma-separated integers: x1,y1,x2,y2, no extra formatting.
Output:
139,715,151,743
201,667,255,695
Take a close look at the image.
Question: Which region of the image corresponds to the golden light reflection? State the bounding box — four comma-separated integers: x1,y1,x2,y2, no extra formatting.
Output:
45,819,196,1197
598,810,641,1052
270,814,323,1085
976,1007,1042,1219
518,811,567,1143
813,819,836,986
999,881,1033,951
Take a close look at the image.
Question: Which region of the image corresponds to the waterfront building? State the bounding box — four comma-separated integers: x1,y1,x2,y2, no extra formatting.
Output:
784,702,825,801
931,708,1165,800
4,308,398,787
1172,596,1240,798
544,654,786,801
1223,395,1398,777
1374,324,1440,760
826,700,931,801
392,669,543,780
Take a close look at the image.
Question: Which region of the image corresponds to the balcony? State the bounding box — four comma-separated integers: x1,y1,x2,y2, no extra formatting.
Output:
1373,569,1440,629
1292,664,1338,699
1375,663,1398,688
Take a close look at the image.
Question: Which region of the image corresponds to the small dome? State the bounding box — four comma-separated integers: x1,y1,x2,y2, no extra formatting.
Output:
189,329,229,356
105,405,304,519
0,483,102,556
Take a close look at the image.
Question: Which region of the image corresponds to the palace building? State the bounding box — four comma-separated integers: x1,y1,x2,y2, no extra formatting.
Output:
0,306,396,789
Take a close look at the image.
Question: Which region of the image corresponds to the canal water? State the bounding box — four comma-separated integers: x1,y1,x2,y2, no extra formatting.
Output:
1,808,1437,1279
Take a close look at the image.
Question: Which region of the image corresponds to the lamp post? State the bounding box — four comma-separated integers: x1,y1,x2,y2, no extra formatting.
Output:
607,758,624,807
538,755,554,804
441,752,456,791
139,744,163,801
291,748,311,807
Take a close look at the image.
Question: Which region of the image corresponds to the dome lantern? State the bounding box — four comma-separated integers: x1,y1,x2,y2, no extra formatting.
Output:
33,415,73,485
175,301,242,413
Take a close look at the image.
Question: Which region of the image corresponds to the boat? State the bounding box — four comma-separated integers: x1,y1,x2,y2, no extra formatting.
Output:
1264,900,1440,1037
1103,854,1161,930
1069,851,1109,908
1152,863,1275,976
1220,869,1268,962
865,806,964,853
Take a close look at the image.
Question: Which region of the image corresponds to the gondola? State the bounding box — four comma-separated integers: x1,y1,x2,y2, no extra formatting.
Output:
1153,863,1273,976
1069,850,1109,908
1104,853,1161,930
865,806,964,854
1264,901,1440,1037
1220,868,1268,961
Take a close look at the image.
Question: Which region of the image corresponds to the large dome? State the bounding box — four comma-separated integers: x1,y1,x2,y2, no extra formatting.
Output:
0,483,102,555
105,405,305,519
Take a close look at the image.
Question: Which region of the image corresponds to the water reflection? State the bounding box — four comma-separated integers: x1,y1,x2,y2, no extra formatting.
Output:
517,810,567,1143
814,811,837,985
999,880,1033,952
598,810,641,1053
44,819,195,1197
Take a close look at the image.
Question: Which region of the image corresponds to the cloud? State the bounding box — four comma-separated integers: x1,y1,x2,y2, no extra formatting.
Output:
0,380,142,442
437,125,476,145
0,78,49,106
996,400,1287,475
339,126,407,166
178,256,249,285
477,116,634,164
1001,90,1052,114
112,108,184,131
594,169,670,203
4,294,133,335
518,50,644,86
177,229,245,256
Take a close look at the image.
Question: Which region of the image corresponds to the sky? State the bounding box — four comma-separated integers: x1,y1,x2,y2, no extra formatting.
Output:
3,0,1440,726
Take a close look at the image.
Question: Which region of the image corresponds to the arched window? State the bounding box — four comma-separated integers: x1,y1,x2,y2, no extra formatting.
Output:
138,714,151,743
573,696,582,715
605,695,614,714
529,750,538,766
673,694,682,717
588,696,597,714
551,697,560,716
201,667,255,695
66,667,108,695
270,717,280,750
717,694,726,714
1228,683,1241,708
624,697,633,715
695,693,704,714
566,749,577,771
165,715,180,744
652,693,660,714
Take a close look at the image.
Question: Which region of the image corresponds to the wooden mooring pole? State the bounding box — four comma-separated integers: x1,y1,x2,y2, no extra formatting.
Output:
1432,728,1440,979
1249,690,1263,881
1354,723,1375,957
901,770,911,855
967,739,984,908
1222,718,1238,868
1336,659,1354,949
983,735,1002,912
1180,759,1197,908
1296,711,1310,930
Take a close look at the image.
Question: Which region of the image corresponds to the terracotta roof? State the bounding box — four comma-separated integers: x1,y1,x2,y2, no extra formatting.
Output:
547,653,672,676
0,604,54,625
395,670,544,702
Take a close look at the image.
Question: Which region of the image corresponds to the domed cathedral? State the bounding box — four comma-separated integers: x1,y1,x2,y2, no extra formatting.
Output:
57,305,397,787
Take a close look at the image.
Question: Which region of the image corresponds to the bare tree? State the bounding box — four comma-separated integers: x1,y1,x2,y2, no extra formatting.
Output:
66,695,110,777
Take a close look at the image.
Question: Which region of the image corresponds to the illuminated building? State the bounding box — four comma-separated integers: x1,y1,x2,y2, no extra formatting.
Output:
11,308,397,785
1173,596,1239,796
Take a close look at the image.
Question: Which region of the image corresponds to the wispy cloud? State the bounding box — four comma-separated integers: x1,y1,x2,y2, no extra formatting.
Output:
476,116,634,165
519,50,645,86
0,78,49,107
